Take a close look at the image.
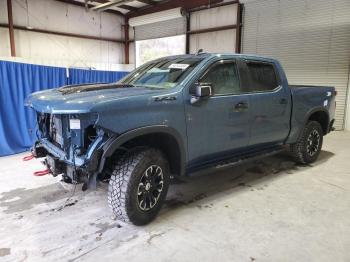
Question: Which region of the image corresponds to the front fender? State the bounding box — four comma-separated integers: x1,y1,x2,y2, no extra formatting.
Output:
98,125,187,176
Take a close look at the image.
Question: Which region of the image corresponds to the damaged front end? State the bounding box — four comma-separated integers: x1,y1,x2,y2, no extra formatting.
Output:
32,112,108,190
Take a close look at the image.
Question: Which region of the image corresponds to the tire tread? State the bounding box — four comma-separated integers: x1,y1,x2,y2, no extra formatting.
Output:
290,121,323,164
108,148,169,225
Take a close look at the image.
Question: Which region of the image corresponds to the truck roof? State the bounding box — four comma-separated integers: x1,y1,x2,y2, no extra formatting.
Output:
157,53,278,63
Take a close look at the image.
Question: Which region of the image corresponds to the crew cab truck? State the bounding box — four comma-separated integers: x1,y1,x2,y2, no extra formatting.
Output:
26,53,336,225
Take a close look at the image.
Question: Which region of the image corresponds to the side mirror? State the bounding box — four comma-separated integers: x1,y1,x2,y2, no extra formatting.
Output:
190,83,212,104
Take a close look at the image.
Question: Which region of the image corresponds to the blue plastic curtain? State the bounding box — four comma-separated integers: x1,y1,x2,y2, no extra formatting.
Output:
68,68,128,85
0,61,67,156
0,61,130,156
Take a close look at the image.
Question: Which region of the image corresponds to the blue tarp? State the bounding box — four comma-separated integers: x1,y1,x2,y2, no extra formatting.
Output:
0,61,67,156
68,68,128,85
0,60,129,156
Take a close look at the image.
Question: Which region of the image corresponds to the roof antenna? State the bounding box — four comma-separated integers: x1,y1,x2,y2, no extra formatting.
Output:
196,49,204,55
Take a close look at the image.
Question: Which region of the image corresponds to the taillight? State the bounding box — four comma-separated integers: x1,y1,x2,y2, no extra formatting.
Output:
334,90,337,96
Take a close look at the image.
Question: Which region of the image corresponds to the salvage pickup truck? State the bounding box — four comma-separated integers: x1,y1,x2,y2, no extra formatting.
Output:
26,53,336,225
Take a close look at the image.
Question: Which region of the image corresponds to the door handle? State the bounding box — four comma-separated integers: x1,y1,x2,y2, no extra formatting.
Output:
234,102,248,111
279,98,288,104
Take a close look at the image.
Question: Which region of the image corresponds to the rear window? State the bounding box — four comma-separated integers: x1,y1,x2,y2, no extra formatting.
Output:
246,62,279,92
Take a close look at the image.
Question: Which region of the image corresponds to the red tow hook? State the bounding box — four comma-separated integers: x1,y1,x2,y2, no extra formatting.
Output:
33,169,50,176
22,154,34,161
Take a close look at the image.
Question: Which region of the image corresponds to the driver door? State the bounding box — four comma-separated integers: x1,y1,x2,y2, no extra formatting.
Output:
184,59,251,169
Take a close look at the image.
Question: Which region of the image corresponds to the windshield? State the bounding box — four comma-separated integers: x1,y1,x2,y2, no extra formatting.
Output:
118,57,203,89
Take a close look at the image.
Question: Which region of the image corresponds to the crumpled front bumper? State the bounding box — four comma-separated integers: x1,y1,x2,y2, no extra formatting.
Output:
38,138,85,167
33,134,105,185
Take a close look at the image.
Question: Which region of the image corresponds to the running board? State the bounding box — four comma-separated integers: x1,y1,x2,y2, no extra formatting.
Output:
187,146,285,175
215,147,285,169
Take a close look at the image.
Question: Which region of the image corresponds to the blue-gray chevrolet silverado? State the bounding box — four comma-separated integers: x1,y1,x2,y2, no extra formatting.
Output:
26,53,336,225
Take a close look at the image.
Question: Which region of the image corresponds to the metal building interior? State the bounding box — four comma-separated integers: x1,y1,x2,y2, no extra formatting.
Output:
0,0,349,261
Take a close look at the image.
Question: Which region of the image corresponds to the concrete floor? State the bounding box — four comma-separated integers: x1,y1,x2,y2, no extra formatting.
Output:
0,132,349,262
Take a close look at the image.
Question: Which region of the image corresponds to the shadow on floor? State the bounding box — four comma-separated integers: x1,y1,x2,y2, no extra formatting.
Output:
0,150,334,219
162,150,334,211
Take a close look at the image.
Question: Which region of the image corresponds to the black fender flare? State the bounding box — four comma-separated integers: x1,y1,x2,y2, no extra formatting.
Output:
303,107,330,131
97,125,187,176
293,107,330,142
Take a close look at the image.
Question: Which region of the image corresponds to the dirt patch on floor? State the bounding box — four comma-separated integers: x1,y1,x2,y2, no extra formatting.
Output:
0,248,11,257
91,222,122,235
0,184,70,213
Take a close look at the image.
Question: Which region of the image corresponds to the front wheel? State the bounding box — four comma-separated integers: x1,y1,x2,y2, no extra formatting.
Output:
290,121,323,164
108,148,170,225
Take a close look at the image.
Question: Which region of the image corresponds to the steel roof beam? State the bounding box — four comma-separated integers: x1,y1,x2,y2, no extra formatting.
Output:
54,0,125,16
127,0,223,18
90,0,133,12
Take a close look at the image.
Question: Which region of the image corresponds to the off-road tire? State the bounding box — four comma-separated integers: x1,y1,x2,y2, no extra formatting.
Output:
290,121,323,164
108,148,170,225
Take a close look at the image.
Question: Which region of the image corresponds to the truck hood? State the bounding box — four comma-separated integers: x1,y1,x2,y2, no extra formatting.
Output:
25,83,166,114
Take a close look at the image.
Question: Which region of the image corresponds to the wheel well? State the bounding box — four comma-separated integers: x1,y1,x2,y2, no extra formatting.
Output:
308,111,329,134
120,133,182,176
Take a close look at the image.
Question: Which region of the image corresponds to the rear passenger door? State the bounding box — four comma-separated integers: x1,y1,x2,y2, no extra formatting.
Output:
240,60,291,147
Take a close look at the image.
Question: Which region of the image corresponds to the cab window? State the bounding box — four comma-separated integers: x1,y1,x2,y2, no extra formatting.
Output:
245,61,279,92
200,61,241,96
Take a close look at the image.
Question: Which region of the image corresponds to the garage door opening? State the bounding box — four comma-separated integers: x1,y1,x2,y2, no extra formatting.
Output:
135,35,186,67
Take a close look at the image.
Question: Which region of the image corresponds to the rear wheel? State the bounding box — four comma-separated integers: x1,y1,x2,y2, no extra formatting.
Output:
108,148,170,225
290,121,323,164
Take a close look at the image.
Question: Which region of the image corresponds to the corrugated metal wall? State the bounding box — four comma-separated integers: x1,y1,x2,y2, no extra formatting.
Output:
189,4,238,53
134,17,186,40
242,0,350,129
0,0,126,67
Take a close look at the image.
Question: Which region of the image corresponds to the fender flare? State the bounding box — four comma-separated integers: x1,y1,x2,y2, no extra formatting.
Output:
287,106,330,144
303,107,330,131
295,107,330,141
98,125,187,176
